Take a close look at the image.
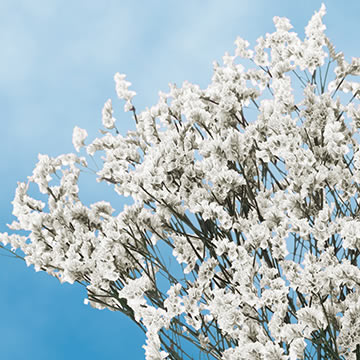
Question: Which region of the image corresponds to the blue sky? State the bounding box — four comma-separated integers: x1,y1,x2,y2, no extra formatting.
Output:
1,1,359,359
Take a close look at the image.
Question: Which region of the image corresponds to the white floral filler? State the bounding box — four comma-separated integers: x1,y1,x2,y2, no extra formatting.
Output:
2,4,360,359
72,126,88,152
102,99,116,129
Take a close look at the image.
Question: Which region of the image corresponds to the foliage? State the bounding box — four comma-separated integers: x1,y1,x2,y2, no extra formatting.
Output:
2,4,360,359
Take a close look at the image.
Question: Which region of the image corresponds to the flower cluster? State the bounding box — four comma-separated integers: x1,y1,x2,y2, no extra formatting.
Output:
2,4,360,359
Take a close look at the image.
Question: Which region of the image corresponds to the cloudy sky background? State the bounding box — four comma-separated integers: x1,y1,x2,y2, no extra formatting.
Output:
1,1,359,359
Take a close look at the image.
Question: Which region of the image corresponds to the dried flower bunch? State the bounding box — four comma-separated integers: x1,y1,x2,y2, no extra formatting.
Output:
2,4,360,359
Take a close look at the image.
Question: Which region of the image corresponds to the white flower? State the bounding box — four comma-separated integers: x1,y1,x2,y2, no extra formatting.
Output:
5,6,360,359
234,37,253,59
273,16,293,32
114,72,136,112
72,126,88,152
101,99,116,129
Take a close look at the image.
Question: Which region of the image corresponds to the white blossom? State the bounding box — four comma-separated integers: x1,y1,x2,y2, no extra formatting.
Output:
101,99,116,129
2,5,359,359
114,72,136,112
72,126,88,152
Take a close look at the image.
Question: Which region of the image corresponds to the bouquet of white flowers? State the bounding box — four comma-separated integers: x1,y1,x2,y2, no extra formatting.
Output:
2,4,360,359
